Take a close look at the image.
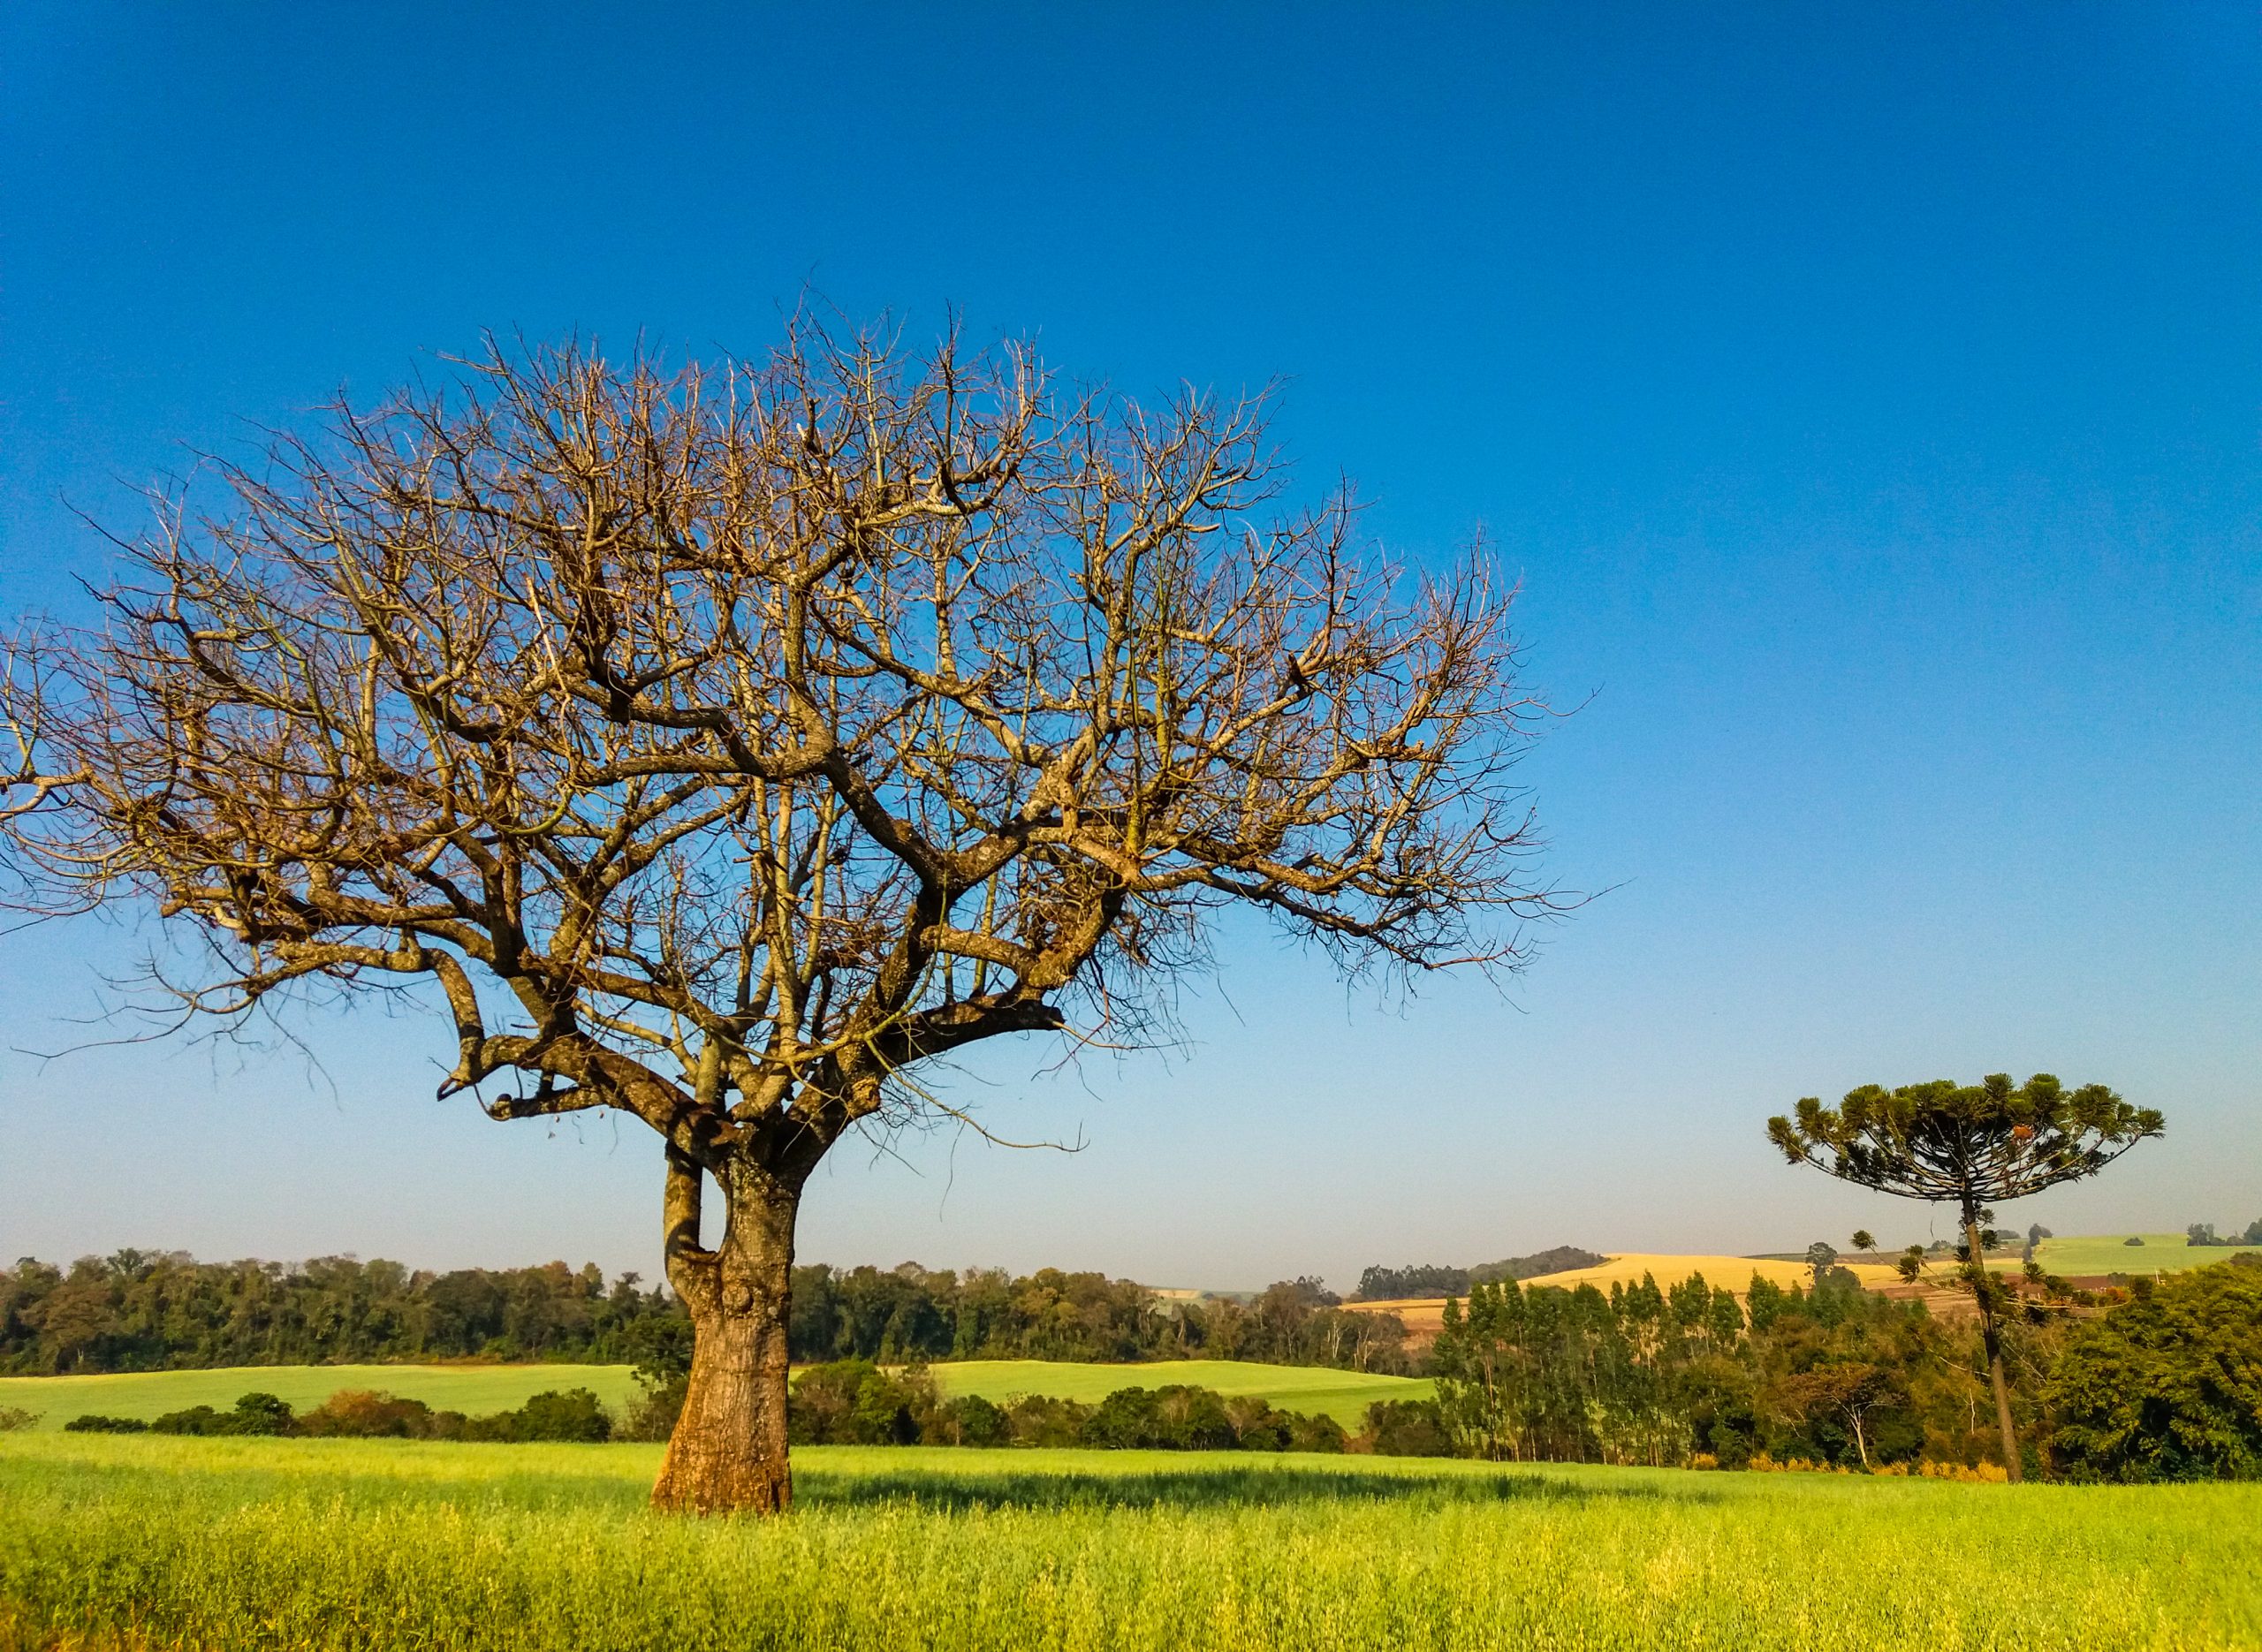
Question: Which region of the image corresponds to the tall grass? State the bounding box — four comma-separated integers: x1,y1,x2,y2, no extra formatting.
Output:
1,1436,2252,1650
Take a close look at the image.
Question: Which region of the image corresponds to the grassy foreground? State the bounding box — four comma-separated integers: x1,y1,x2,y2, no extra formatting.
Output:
0,1360,1426,1434
0,1435,2254,1651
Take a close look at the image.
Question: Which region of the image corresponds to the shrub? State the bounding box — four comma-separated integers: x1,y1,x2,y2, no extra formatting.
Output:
1004,1393,1090,1448
618,1370,687,1443
63,1414,147,1433
225,1392,296,1435
149,1406,227,1436
0,1406,40,1432
1288,1412,1347,1453
2049,1255,2262,1481
788,1360,932,1445
1081,1385,1236,1451
1227,1396,1291,1451
298,1391,436,1438
1363,1398,1451,1457
930,1394,1009,1447
508,1388,612,1443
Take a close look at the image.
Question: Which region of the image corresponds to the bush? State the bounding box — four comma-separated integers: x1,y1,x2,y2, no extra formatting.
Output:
509,1388,612,1443
930,1393,1009,1447
298,1391,436,1438
153,1397,305,1436
227,1392,296,1435
1226,1396,1291,1451
64,1414,147,1433
0,1406,40,1432
1004,1393,1090,1448
2049,1255,2262,1481
618,1371,687,1443
1081,1385,1236,1451
1363,1398,1451,1457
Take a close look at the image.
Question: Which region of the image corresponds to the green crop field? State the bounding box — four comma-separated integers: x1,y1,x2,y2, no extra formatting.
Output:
2027,1234,2255,1277
0,1360,1424,1435
926,1359,1429,1427
0,1364,648,1431
0,1434,2252,1651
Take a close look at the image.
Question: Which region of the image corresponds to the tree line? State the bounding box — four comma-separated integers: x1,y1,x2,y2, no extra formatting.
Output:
64,1385,615,1444
1352,1247,1605,1300
0,1251,1412,1378
2186,1219,2262,1247
1423,1254,2262,1481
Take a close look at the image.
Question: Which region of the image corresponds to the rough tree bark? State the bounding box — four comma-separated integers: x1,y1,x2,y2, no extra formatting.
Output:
653,1150,801,1514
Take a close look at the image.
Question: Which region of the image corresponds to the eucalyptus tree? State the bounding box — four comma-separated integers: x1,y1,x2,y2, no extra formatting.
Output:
0,320,1560,1513
1767,1072,2161,1480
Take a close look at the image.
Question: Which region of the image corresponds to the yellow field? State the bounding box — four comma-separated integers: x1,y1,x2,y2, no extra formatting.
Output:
1349,1254,1901,1334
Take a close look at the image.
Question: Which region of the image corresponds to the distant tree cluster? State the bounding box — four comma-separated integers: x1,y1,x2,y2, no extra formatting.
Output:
1353,1247,1604,1300
781,1361,1351,1454
0,1251,680,1375
2184,1220,2262,1248
2048,1255,2262,1481
1431,1269,2029,1473
791,1267,1411,1373
65,1386,613,1443
2,1251,1415,1382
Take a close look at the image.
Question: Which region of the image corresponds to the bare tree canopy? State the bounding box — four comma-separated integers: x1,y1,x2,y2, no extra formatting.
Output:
1,317,1561,1512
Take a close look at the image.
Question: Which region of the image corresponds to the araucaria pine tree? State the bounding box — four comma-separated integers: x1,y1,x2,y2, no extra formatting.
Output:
1766,1073,2161,1481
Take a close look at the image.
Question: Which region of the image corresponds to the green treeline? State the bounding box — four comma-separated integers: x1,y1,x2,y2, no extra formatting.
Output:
783,1360,1349,1453
792,1269,1410,1371
0,1253,1408,1377
1354,1248,1605,1300
1427,1256,2262,1481
0,1251,678,1372
65,1386,614,1444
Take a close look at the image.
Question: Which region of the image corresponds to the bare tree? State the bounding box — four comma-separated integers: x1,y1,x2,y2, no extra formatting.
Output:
0,320,1561,1513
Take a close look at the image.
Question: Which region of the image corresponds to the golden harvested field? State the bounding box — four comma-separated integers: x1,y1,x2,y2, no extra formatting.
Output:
1348,1254,1902,1334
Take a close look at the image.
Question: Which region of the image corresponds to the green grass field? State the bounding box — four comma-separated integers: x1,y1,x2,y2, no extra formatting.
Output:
0,1360,1425,1434
2028,1233,2253,1277
0,1363,647,1431
0,1434,2251,1650
926,1359,1428,1427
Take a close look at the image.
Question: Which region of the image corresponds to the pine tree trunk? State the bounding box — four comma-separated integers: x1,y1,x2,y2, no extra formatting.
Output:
1963,1214,2023,1483
651,1161,799,1515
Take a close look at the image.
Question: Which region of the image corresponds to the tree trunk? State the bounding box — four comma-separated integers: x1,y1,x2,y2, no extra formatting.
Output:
652,1157,800,1515
1963,1214,2023,1484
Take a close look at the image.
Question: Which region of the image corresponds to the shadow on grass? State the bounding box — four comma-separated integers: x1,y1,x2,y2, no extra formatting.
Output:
796,1462,1706,1512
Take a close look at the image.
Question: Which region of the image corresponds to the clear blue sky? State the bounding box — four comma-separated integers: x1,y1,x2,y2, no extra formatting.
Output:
2,4,2256,1290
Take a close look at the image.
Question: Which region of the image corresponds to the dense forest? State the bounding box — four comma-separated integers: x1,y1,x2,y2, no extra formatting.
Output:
0,1252,1408,1377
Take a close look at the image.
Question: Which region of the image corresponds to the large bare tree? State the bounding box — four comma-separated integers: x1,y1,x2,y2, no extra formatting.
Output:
0,321,1559,1513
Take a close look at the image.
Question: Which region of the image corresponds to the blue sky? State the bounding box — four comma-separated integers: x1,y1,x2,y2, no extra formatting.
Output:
2,4,2256,1290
